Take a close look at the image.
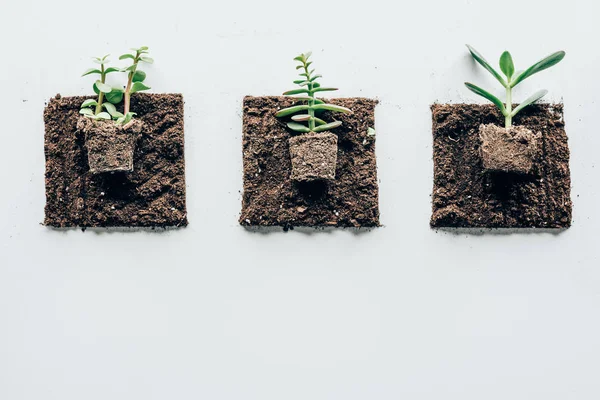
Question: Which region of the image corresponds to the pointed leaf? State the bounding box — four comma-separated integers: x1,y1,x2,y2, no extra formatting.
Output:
313,121,342,132
92,59,107,65
82,68,102,77
132,70,146,82
310,74,322,82
287,122,311,133
466,45,507,87
140,57,154,64
464,82,507,115
106,89,124,104
511,90,548,117
314,117,327,126
312,87,338,93
119,54,135,60
499,51,514,79
95,112,112,120
511,51,565,87
293,55,304,62
81,99,98,108
293,79,305,84
104,67,120,74
130,81,150,93
79,108,94,116
275,105,310,117
304,51,312,59
311,104,353,114
283,89,309,95
291,114,311,122
95,81,112,93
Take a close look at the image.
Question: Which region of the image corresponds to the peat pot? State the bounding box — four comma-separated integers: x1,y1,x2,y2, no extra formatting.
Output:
478,123,542,175
78,117,142,174
288,131,338,182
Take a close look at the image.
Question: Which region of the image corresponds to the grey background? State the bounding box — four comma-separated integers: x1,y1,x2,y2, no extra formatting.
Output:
1,0,598,399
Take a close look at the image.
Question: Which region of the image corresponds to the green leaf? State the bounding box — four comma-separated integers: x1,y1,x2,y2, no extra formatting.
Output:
275,105,310,117
511,51,565,88
119,54,135,60
466,44,507,87
95,81,112,94
81,99,98,108
112,111,124,118
313,82,320,88
122,112,136,124
93,83,99,95
464,82,507,115
296,66,304,70
309,74,322,82
133,70,146,82
291,114,311,122
94,112,112,120
101,54,110,60
511,89,548,117
283,89,309,95
92,59,107,65
293,79,306,84
105,67,120,74
314,117,327,125
140,57,154,64
130,81,151,93
123,64,137,72
82,68,102,77
499,51,514,79
304,51,312,60
106,89,124,104
102,102,118,117
312,87,338,93
287,122,311,133
311,104,352,114
313,121,342,132
293,55,304,62
79,108,94,116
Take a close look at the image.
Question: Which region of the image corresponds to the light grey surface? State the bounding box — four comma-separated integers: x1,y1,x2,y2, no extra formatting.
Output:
1,0,599,399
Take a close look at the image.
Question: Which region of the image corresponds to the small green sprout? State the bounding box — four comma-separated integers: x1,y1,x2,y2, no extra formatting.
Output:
465,45,565,128
79,55,120,120
115,46,153,124
275,52,352,133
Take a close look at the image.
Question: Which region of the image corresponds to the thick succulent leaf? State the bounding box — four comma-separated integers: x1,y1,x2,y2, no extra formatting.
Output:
92,59,107,65
499,51,514,78
466,44,507,87
81,68,102,77
123,64,137,72
311,104,352,114
313,87,338,93
93,83,100,95
130,82,151,93
309,74,322,82
283,88,309,95
81,99,98,108
102,102,118,117
511,89,548,117
140,56,154,64
287,122,311,133
296,65,304,70
293,55,304,62
95,81,112,93
313,121,342,133
79,108,94,116
287,97,324,104
95,112,112,120
104,67,120,74
132,70,146,82
464,82,507,115
314,117,327,126
511,51,565,87
291,114,311,122
106,89,124,104
119,54,135,60
275,105,310,117
293,79,305,84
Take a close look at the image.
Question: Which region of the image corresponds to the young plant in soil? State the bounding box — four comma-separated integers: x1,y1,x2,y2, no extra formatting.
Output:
464,45,565,175
77,47,152,174
275,52,352,182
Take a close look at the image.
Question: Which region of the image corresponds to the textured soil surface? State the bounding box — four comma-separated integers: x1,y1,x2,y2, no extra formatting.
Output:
44,93,187,228
431,103,571,229
240,96,379,229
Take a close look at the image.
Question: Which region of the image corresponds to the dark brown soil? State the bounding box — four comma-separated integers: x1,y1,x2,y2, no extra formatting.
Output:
431,103,571,229
479,124,541,175
44,93,187,228
240,96,379,228
289,131,338,182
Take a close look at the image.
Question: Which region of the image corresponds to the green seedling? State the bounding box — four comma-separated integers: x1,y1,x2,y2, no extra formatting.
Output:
465,45,565,128
114,46,153,124
275,52,352,133
79,55,120,120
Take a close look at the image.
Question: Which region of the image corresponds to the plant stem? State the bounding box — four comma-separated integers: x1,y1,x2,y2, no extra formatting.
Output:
124,52,139,116
95,64,105,115
304,60,315,132
505,84,512,128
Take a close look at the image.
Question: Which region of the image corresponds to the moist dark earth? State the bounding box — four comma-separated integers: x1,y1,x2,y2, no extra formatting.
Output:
431,103,571,229
240,96,379,228
44,93,187,228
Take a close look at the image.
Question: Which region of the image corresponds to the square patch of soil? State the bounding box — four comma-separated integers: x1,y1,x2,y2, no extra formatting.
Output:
240,96,380,228
431,103,571,229
44,93,187,228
